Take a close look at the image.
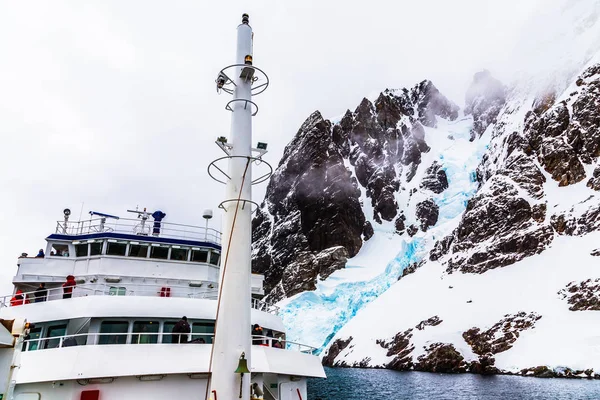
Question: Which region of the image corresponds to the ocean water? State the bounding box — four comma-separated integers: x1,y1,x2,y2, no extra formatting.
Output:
308,368,600,400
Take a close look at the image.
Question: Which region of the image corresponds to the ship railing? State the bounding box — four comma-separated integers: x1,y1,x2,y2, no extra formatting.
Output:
0,284,279,314
251,335,318,354
21,333,317,354
22,332,215,351
55,217,222,245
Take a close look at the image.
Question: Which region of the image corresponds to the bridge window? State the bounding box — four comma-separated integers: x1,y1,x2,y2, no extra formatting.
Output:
129,243,149,258
106,240,127,256
75,243,88,257
132,321,159,344
170,246,189,261
89,241,103,256
99,321,129,345
191,249,208,263
150,244,169,260
209,251,220,266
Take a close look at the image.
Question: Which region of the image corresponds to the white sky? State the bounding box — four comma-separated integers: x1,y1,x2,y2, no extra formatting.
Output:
0,0,550,294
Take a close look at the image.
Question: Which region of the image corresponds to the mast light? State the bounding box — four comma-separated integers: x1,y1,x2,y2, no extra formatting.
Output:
244,55,253,65
241,13,249,25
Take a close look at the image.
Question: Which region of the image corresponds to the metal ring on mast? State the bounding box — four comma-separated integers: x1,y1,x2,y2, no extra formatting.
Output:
225,99,259,116
216,64,269,96
207,155,273,185
217,198,260,214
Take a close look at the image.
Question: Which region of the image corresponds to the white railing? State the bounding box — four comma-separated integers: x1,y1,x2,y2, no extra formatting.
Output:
22,332,215,351
251,335,317,354
1,283,280,315
55,217,222,245
21,333,317,354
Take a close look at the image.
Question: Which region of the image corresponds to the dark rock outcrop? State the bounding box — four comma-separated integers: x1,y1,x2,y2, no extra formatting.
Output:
322,337,353,367
420,162,449,194
377,329,414,371
415,343,468,373
587,167,600,190
465,70,506,140
550,196,600,236
463,312,541,356
525,64,600,186
415,316,442,330
415,199,439,232
558,279,600,311
446,176,554,274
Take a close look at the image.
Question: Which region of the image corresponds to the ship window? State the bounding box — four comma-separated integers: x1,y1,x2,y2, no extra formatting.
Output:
75,244,88,257
132,321,159,344
107,241,127,256
150,245,169,260
209,251,220,266
191,322,215,344
129,243,149,258
162,321,177,343
109,286,126,296
99,321,129,345
90,242,103,256
45,324,67,349
51,244,69,257
170,247,189,261
24,327,42,351
191,249,208,263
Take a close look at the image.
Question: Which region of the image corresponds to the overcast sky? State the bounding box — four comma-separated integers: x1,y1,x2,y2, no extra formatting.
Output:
0,0,554,294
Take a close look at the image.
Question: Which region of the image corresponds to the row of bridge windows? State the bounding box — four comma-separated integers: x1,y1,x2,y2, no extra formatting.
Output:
63,240,220,265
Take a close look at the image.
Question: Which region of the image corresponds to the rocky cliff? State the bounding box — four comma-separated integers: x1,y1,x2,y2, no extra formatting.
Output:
252,80,459,301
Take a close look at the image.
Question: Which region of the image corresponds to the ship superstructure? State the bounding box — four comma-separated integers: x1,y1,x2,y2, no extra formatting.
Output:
0,14,325,400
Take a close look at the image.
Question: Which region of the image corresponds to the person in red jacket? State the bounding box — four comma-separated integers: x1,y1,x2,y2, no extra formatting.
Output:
62,275,76,299
10,289,27,306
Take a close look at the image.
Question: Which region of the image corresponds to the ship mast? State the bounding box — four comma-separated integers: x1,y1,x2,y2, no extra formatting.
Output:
208,13,271,400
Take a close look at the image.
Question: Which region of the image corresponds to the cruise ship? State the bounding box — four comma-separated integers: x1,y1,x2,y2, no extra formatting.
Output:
0,14,325,400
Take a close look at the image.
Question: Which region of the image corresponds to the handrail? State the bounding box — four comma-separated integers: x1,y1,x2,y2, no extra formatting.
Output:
22,332,316,354
23,331,215,351
1,283,279,315
55,217,222,245
251,335,317,354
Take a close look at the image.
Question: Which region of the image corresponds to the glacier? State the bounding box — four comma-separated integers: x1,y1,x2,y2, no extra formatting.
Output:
279,113,488,352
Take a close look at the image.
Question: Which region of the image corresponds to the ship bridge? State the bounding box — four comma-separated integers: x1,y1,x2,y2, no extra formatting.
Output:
10,211,266,306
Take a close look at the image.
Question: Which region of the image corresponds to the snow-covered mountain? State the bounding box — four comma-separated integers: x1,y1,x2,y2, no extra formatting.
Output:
252,0,600,377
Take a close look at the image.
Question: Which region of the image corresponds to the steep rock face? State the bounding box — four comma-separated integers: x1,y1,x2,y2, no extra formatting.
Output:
253,81,459,299
464,70,506,140
251,112,365,299
440,64,600,274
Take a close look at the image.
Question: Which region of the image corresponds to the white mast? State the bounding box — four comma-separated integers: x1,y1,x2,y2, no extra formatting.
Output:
208,13,271,400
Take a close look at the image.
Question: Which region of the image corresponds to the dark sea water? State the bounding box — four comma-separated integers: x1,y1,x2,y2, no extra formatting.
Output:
308,368,600,400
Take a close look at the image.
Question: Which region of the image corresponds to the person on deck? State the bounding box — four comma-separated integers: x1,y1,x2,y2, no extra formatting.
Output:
10,290,28,306
35,249,44,258
62,275,76,299
251,324,263,345
172,316,191,343
151,210,166,236
34,283,48,302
